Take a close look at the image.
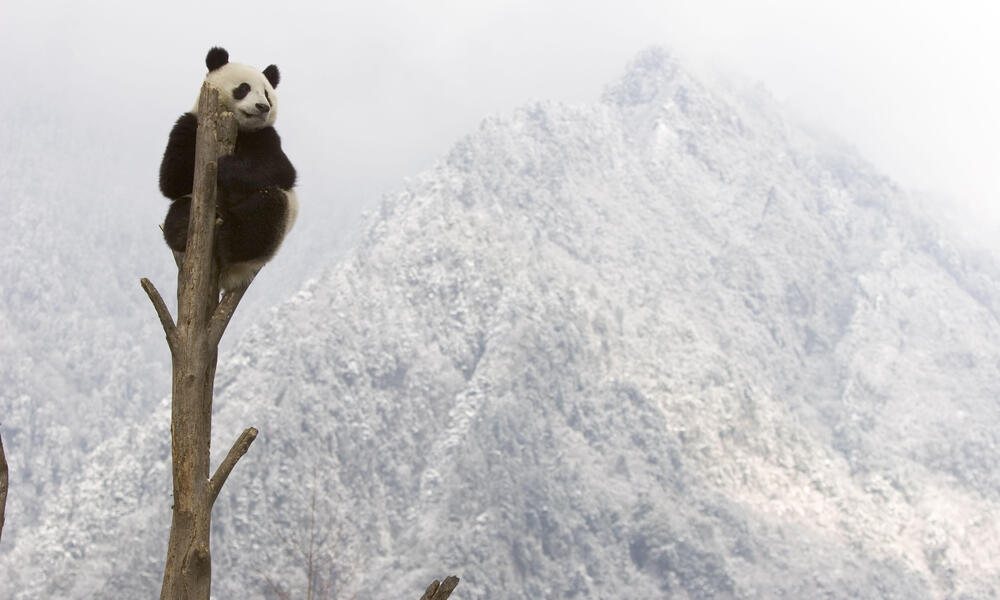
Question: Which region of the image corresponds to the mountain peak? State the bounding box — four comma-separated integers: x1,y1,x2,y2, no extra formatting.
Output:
4,47,1000,599
601,46,686,107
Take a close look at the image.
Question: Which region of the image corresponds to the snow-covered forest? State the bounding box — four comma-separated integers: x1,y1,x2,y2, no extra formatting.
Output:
2,2,999,599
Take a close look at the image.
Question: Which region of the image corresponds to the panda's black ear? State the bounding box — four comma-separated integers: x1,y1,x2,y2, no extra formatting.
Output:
206,47,229,71
263,64,280,88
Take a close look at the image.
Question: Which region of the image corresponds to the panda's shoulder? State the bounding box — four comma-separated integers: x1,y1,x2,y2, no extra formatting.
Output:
174,112,198,130
253,125,282,143
241,126,284,150
166,112,198,142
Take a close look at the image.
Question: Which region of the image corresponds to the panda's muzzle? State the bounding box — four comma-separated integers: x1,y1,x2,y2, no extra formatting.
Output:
241,105,270,119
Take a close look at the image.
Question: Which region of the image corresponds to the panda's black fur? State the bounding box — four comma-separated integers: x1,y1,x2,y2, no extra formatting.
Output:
159,47,297,290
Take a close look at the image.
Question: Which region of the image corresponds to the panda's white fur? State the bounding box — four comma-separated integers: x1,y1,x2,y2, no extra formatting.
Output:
195,61,279,131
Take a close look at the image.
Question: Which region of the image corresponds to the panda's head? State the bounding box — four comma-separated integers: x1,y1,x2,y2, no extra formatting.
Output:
195,47,280,131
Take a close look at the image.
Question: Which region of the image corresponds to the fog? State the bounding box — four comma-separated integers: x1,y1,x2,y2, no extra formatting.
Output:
3,3,1000,595
2,0,997,248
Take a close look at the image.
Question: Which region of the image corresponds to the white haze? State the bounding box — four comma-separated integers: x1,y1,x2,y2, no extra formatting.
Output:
1,0,996,250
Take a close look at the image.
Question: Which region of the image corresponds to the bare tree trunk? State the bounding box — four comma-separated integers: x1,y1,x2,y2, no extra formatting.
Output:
142,84,460,600
0,430,8,546
142,83,257,600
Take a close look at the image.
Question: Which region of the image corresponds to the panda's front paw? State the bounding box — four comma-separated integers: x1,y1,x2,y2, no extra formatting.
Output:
217,154,241,191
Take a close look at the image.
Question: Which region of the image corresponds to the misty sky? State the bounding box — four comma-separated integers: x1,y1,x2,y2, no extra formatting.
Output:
2,0,997,247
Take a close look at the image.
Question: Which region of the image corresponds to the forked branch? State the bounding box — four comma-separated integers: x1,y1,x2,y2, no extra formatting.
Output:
208,283,253,348
209,427,259,506
141,277,177,353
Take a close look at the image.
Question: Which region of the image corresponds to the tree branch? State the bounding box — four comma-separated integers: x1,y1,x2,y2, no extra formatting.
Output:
0,430,7,546
208,283,253,348
420,576,460,600
141,277,178,353
209,427,258,507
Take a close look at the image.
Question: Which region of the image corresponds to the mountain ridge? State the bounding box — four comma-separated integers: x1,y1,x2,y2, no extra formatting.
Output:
2,47,998,599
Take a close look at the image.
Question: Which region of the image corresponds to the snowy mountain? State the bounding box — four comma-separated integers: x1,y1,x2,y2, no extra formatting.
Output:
0,83,351,551
3,48,1000,598
0,105,175,537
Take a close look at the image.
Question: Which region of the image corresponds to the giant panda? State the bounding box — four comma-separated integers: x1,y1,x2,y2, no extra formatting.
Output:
159,46,299,291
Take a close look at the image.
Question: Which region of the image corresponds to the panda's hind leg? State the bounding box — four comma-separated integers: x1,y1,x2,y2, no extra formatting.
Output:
163,196,191,253
216,188,288,264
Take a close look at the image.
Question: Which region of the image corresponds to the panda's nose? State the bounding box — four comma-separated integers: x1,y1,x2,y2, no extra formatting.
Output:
255,103,270,113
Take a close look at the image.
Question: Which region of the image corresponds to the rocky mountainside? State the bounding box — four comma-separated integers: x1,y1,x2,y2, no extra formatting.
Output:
3,48,999,599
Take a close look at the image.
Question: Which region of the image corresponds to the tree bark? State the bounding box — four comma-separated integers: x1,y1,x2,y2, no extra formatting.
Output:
0,430,8,546
420,576,460,600
142,83,256,600
143,84,459,600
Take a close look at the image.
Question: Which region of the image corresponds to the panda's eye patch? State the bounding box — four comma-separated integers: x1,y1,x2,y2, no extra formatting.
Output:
264,90,270,103
232,83,251,100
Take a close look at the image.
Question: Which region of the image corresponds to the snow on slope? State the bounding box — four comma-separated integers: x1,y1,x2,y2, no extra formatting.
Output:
0,107,175,542
3,48,1000,599
0,85,351,555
